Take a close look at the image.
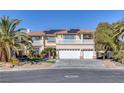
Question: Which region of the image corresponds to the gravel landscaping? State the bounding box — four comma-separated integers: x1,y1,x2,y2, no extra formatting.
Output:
101,59,116,68
1,59,124,71
0,61,55,71
101,59,124,69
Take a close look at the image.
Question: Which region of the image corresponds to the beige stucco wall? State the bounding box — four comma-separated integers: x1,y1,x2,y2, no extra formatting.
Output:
45,40,56,48
75,35,80,40
56,44,94,49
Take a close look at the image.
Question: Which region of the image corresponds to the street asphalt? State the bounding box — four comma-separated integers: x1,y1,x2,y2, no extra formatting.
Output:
1,69,124,83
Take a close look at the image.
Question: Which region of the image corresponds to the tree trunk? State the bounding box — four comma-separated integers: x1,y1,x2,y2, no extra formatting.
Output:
3,48,9,62
0,51,2,61
48,51,51,59
52,52,54,59
103,53,105,60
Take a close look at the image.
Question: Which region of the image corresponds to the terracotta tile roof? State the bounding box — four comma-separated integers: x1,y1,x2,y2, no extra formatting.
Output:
46,34,56,37
78,30,95,33
28,32,45,36
55,30,95,34
55,29,94,34
55,31,68,34
27,29,95,36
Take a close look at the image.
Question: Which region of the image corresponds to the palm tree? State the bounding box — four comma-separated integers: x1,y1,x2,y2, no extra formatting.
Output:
41,48,56,59
51,48,56,59
41,49,47,58
110,20,124,63
0,16,32,62
43,48,52,59
111,20,124,50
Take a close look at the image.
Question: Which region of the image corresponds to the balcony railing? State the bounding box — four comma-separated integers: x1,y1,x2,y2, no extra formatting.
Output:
32,40,43,46
56,39,94,44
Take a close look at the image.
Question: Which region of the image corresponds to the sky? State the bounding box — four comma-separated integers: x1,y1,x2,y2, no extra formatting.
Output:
0,10,124,31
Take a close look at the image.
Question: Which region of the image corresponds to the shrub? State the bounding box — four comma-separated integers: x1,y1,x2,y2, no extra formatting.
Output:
10,57,19,66
113,51,124,64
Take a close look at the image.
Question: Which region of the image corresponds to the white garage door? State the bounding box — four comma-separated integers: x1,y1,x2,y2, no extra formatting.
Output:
83,51,93,59
59,50,80,59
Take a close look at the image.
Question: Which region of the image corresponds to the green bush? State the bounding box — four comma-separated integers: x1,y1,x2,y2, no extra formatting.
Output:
113,51,124,64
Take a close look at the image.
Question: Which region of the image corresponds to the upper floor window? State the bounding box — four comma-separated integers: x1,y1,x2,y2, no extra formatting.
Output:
32,36,41,41
83,34,93,39
47,37,56,42
63,35,75,39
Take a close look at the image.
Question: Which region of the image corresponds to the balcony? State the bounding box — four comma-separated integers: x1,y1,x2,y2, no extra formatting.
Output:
82,39,95,44
32,40,43,46
56,39,94,44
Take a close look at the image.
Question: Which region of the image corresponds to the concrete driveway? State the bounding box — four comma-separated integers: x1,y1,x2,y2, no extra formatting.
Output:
52,59,105,69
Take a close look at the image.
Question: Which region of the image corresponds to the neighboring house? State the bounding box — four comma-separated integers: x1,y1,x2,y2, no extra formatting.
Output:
27,32,45,55
43,30,61,49
45,34,56,48
27,29,96,59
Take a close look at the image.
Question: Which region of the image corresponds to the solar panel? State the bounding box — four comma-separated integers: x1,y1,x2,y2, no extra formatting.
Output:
44,29,65,34
68,29,80,33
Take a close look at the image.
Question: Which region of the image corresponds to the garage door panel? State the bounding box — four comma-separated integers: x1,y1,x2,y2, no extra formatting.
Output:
84,51,93,59
59,50,80,59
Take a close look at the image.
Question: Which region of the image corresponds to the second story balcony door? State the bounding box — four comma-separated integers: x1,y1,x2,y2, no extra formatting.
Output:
32,36,43,46
63,34,75,40
47,37,56,43
56,34,94,44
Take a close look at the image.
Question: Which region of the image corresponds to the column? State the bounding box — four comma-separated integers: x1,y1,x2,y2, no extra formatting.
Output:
81,34,83,42
56,50,59,59
56,37,58,44
93,51,96,59
42,36,45,49
80,49,83,59
93,46,96,59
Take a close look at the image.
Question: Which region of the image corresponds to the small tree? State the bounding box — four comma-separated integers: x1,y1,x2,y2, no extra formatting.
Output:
40,48,56,59
96,20,124,63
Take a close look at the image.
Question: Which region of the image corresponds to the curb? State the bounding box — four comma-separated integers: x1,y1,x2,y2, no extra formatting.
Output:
1,67,124,72
0,68,50,72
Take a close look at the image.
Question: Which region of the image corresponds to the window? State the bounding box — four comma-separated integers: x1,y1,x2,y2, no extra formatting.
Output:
32,36,41,41
33,48,39,54
47,37,56,42
63,35,75,39
83,34,93,39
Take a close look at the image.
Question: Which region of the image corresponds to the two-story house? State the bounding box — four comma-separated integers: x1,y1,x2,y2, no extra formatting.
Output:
56,29,96,59
27,29,96,59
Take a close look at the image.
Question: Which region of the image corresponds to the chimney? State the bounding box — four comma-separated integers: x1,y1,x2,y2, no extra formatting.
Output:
26,29,31,33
